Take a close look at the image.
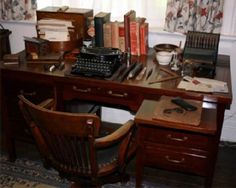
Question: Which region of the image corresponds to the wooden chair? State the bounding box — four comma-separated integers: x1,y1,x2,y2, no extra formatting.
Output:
18,94,136,188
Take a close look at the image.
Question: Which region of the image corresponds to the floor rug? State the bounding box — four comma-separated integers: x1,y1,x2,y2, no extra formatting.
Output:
0,154,141,188
1,142,236,188
0,154,70,188
0,153,193,188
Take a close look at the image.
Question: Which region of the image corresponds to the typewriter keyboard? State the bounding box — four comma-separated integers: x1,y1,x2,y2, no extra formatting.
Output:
71,58,121,78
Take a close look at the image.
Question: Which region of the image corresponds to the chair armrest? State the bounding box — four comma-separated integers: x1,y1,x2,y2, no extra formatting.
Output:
38,98,55,110
95,120,134,149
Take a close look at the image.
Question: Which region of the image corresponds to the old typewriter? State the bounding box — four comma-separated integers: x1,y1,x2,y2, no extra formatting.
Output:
71,47,123,78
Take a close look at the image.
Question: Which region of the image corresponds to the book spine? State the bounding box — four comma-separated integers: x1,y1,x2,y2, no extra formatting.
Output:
94,13,111,47
103,22,112,48
118,22,125,52
124,15,130,52
94,17,105,47
140,22,149,55
111,21,119,48
136,22,141,56
130,21,140,56
130,21,136,55
124,10,136,52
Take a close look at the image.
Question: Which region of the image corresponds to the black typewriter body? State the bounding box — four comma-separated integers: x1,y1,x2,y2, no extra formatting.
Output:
71,47,123,78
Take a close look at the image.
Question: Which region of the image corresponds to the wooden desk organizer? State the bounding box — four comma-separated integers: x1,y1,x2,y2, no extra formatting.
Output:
183,31,220,78
36,6,93,53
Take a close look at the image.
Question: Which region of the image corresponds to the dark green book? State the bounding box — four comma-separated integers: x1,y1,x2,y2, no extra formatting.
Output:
94,12,111,47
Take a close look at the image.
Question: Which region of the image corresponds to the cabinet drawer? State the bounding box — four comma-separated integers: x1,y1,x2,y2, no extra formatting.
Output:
144,143,208,176
139,126,213,150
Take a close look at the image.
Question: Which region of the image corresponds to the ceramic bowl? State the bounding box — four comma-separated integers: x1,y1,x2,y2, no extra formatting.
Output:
153,43,179,53
156,51,173,65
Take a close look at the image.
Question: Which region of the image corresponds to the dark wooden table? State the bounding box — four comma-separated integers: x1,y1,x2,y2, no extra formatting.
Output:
0,52,232,188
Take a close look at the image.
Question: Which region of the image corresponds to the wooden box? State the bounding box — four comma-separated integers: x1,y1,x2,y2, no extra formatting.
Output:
36,6,93,53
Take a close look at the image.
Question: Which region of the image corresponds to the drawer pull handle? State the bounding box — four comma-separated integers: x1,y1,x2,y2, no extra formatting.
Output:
167,134,188,142
20,90,36,96
165,155,185,164
108,90,128,98
72,86,91,93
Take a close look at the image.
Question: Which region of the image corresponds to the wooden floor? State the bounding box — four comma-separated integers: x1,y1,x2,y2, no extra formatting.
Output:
11,140,236,188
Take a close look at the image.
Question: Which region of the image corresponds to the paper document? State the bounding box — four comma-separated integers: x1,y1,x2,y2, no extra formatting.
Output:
178,76,228,93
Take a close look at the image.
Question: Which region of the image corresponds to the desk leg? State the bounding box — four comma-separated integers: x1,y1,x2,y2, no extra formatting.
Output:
204,103,226,188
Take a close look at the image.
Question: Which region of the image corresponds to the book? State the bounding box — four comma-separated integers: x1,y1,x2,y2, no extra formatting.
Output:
124,10,136,52
111,21,119,48
118,22,125,52
94,12,111,47
130,17,146,56
103,22,112,47
140,22,149,55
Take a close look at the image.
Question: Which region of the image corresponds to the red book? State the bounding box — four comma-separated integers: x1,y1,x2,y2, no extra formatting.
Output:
140,22,149,55
130,17,146,56
118,22,125,52
124,10,136,52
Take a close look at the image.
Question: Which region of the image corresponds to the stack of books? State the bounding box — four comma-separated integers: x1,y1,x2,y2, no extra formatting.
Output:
94,10,149,55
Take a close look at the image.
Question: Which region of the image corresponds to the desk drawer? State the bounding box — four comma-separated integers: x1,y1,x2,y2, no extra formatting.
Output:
139,126,213,150
144,143,208,176
62,83,141,110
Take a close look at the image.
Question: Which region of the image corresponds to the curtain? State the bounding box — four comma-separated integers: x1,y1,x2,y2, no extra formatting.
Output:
164,0,224,34
221,0,236,36
0,0,37,21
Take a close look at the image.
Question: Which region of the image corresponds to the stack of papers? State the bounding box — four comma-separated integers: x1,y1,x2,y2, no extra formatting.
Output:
178,76,228,93
37,19,75,41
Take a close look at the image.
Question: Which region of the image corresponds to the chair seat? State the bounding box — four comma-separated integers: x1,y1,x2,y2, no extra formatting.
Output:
97,142,119,168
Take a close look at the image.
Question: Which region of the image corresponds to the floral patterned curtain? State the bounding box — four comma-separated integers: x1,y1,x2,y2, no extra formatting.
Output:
0,0,37,21
164,0,224,34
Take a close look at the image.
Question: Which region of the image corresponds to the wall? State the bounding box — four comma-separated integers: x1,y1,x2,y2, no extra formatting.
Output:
1,21,236,142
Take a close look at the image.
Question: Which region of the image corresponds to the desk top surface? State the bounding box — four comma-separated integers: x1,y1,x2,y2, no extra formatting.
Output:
0,51,232,107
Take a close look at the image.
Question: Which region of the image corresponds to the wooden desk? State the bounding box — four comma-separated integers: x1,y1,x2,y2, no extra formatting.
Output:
0,52,232,187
